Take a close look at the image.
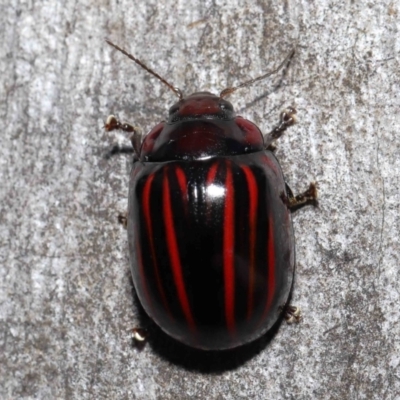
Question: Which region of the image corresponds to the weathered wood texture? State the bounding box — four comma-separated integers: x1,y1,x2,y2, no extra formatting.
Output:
1,0,399,398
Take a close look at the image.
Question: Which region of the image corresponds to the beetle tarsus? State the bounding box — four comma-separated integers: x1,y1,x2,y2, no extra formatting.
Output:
104,144,135,159
284,305,302,324
265,107,297,149
131,328,148,350
267,143,277,152
104,115,142,156
117,212,128,229
287,182,318,210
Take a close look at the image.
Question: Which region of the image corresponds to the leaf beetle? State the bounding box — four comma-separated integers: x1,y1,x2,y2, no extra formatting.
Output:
105,40,317,350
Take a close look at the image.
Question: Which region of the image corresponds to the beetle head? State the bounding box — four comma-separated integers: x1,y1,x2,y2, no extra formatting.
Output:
168,92,235,123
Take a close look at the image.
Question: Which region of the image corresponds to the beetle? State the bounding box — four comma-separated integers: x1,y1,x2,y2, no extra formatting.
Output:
104,40,317,350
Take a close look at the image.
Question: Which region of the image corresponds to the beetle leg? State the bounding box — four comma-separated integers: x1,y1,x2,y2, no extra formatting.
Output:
284,305,302,324
104,115,142,158
131,327,148,350
284,182,318,211
265,107,297,150
104,144,135,159
117,212,128,229
105,114,136,133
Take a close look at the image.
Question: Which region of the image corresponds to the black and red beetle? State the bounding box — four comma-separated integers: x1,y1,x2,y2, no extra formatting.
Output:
105,40,317,350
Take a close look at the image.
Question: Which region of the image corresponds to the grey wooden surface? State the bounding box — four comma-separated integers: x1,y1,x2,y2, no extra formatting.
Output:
1,0,399,399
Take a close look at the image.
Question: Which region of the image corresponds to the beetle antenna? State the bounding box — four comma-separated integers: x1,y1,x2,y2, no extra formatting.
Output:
106,39,183,100
220,48,296,99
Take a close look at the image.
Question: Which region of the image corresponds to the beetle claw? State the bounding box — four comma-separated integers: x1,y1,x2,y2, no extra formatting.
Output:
264,107,297,148
284,305,302,324
117,212,128,229
104,115,141,157
286,182,318,211
131,328,148,349
105,115,136,133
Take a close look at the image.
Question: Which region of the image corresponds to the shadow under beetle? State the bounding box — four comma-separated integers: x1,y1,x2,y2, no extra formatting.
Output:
105,40,317,350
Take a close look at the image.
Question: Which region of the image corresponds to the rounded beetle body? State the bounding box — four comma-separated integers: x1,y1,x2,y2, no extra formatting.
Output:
127,93,295,350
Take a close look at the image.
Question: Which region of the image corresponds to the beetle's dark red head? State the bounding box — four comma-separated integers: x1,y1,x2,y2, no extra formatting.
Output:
168,92,236,123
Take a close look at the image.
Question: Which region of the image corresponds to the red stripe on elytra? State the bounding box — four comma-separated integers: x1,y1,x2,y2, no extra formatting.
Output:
174,166,188,212
261,217,276,320
163,169,196,332
242,166,258,320
142,174,173,319
223,163,235,334
205,162,220,221
206,162,219,185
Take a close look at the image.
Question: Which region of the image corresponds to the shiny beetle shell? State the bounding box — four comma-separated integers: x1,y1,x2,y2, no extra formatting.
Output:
127,92,295,350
